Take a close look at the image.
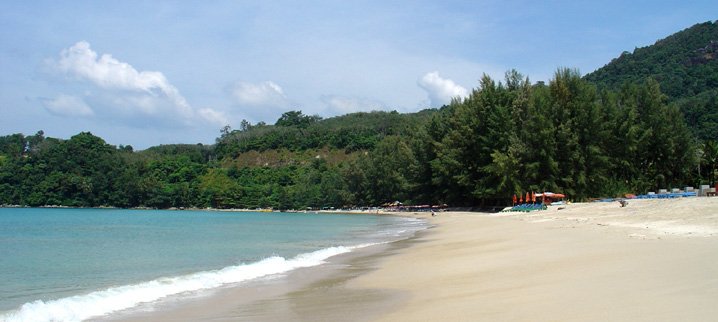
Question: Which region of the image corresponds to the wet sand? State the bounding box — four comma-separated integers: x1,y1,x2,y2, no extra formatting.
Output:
105,197,718,321
98,240,416,322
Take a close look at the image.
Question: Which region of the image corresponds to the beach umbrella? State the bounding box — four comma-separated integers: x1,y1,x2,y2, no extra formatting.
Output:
542,192,566,200
512,194,517,205
525,192,530,204
519,194,523,203
532,191,536,203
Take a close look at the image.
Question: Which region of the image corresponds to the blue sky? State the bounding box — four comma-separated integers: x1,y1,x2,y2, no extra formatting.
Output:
1,1,716,149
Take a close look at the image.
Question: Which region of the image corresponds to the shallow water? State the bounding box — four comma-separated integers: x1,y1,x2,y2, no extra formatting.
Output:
0,208,426,321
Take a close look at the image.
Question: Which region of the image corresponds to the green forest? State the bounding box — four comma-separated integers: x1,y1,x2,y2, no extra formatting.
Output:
1,22,717,210
585,20,718,141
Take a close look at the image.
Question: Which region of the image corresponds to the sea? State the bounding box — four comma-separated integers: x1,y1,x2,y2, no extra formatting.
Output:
0,208,427,322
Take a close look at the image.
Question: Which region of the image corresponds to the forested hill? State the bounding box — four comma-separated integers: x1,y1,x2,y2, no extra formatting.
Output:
215,109,437,159
584,20,718,140
3,22,718,210
585,21,718,100
3,70,716,210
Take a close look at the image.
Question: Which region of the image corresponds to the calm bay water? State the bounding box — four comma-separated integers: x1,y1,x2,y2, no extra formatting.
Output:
0,208,426,322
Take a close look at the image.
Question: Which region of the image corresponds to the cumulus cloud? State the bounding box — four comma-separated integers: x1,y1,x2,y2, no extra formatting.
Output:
41,94,94,117
320,95,386,115
229,81,290,108
197,107,228,126
417,71,468,107
227,80,294,122
49,41,226,126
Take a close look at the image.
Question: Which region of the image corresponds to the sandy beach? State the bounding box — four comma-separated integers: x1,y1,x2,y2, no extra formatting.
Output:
107,197,718,321
355,197,718,321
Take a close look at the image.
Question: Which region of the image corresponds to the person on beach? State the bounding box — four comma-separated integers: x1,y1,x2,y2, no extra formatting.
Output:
431,209,436,217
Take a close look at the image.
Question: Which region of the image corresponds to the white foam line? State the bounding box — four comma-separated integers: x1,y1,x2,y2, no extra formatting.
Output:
0,244,378,322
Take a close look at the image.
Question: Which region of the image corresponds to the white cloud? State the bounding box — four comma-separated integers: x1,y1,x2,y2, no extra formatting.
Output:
49,41,225,126
197,107,228,126
229,81,290,108
320,95,387,115
417,71,468,107
41,94,94,117
54,41,191,116
227,80,294,123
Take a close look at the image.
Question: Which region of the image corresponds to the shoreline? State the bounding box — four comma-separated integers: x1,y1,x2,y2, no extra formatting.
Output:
0,204,428,217
0,208,427,321
354,198,718,321
97,230,430,322
103,197,718,321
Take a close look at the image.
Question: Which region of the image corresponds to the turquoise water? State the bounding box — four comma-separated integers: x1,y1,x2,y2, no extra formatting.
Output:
0,208,426,321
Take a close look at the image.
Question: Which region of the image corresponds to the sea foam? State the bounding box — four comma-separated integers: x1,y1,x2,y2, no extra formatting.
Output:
0,244,374,322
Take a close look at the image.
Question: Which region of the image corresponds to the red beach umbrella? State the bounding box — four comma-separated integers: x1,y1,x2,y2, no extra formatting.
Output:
525,192,530,203
519,194,524,203
512,194,517,205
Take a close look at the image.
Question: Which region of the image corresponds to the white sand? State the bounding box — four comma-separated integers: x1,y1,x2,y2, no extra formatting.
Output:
352,197,718,321
108,197,718,321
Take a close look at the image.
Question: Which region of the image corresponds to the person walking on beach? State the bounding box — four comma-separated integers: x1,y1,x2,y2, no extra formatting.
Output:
431,209,436,217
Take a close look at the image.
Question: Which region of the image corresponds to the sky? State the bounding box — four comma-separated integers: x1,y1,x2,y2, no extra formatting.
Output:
1,1,716,149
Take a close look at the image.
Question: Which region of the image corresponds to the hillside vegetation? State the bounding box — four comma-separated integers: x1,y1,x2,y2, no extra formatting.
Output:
2,22,718,210
215,109,435,158
3,69,715,209
585,20,718,141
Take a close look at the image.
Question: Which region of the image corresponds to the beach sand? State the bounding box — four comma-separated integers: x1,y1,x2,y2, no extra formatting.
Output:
106,197,718,321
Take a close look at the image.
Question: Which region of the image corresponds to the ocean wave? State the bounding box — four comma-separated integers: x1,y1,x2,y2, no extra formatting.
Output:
0,244,373,322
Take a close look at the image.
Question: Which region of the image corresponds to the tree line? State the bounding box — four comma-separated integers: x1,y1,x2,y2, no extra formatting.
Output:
585,20,718,142
1,69,717,210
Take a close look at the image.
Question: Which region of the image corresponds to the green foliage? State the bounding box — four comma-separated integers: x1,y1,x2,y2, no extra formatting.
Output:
0,67,708,208
585,21,718,100
4,22,717,208
676,89,718,141
275,110,322,128
0,132,209,208
352,136,415,205
198,168,241,208
1,66,706,208
419,69,699,204
584,21,718,141
699,140,718,186
141,144,213,163
0,133,26,158
6,31,717,211
215,110,436,158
